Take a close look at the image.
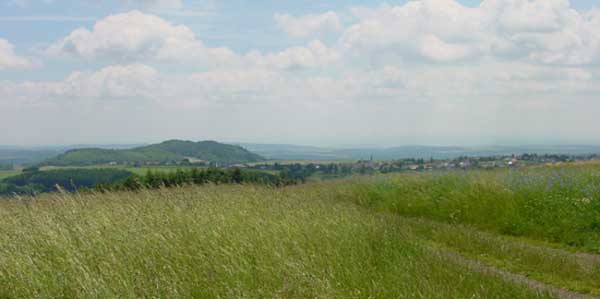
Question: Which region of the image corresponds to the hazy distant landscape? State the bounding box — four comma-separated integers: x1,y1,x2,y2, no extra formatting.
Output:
3,0,600,297
241,143,600,160
5,142,600,166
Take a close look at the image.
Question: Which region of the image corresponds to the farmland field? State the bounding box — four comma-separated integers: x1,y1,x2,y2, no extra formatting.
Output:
0,170,20,180
1,163,600,298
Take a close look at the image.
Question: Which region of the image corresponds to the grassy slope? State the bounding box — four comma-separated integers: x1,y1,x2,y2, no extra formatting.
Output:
0,185,551,299
2,163,600,297
336,164,600,295
347,167,600,252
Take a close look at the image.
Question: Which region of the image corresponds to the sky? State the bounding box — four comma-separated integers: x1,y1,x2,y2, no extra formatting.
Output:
2,0,600,147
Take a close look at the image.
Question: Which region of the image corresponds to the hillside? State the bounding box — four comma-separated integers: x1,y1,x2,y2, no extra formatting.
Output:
44,140,265,166
0,148,61,166
2,165,600,297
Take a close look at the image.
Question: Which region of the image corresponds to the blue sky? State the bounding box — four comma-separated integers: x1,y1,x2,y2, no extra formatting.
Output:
3,0,600,50
2,0,600,146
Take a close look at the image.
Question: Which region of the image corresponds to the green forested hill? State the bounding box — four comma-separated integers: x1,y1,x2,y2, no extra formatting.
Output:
43,140,265,166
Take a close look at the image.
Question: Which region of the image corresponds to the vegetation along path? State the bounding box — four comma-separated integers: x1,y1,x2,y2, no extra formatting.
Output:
2,165,600,298
432,248,599,299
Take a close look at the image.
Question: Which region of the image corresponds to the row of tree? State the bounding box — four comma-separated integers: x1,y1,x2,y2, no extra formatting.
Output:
0,168,133,195
0,167,306,196
99,168,296,192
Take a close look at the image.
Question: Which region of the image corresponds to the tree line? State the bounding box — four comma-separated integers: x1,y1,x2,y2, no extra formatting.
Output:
0,168,133,195
0,167,304,196
104,168,295,192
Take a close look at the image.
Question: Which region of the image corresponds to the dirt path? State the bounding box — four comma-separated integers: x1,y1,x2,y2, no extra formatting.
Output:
430,248,600,299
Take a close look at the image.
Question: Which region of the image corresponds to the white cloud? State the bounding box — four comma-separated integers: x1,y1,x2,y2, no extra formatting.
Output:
47,10,241,67
124,0,183,10
0,38,32,70
7,0,600,144
246,40,340,69
49,10,340,70
3,58,600,145
47,10,217,62
59,64,161,99
274,11,342,38
340,0,600,66
0,64,160,102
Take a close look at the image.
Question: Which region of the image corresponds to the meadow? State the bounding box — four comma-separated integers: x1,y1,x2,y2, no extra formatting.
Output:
1,163,600,298
0,169,19,180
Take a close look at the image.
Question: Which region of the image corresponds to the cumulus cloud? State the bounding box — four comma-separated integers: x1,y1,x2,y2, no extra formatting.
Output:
0,64,160,103
274,11,342,38
7,0,600,144
48,10,340,70
0,38,33,70
246,40,340,69
47,10,227,63
340,0,600,65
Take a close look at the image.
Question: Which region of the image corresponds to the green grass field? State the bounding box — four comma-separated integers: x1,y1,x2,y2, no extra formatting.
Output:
0,170,20,180
1,163,600,298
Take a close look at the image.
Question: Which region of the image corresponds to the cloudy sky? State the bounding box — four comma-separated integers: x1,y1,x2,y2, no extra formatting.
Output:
2,0,600,146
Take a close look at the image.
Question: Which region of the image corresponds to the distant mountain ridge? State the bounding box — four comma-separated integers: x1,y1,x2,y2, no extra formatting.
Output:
44,140,265,166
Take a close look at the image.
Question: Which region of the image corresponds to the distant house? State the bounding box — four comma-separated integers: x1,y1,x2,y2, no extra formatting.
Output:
230,164,249,169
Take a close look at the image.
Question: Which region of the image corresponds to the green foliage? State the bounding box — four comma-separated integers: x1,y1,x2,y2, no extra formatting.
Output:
22,166,39,173
0,169,133,195
108,167,289,192
0,163,12,171
44,140,265,166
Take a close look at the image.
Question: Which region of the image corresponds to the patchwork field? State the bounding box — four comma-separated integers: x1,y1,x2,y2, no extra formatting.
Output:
1,163,599,298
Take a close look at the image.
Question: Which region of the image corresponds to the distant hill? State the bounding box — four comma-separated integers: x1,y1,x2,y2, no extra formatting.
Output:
44,140,265,166
240,143,600,161
0,144,144,166
0,149,61,166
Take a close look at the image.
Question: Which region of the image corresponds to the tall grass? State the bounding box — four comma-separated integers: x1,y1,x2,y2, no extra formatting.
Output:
0,185,550,298
347,164,600,252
